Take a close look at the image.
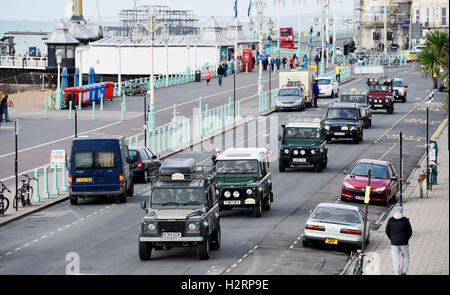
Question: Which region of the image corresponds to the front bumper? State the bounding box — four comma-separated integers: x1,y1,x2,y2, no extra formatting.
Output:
341,188,388,202
325,129,358,139
275,100,302,109
139,236,204,242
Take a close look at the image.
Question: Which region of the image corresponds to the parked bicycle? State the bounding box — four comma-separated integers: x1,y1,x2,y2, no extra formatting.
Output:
13,174,35,209
0,181,11,215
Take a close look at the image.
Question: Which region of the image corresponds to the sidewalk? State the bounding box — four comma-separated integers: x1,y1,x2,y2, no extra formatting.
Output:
344,123,449,275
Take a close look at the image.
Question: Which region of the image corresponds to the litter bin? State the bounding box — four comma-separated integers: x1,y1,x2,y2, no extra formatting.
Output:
430,163,438,185
429,140,438,185
64,87,81,106
103,82,115,99
80,85,91,106
195,70,201,82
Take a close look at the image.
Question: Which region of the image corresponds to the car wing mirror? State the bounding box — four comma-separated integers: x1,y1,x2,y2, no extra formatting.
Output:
278,135,282,141
140,201,147,212
342,170,349,175
391,176,398,181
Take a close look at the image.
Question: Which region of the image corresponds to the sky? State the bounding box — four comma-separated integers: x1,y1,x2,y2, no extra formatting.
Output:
0,0,355,22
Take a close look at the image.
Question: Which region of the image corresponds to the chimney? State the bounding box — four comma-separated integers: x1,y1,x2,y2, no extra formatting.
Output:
72,0,83,17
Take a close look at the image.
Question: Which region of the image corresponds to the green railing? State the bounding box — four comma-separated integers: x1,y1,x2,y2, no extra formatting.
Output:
319,65,352,82
259,88,279,113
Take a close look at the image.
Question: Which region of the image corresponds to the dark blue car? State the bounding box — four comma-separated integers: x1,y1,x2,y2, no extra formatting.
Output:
69,136,134,205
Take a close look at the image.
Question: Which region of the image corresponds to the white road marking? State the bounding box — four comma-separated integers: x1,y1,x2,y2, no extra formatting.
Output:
40,235,47,239
23,243,30,247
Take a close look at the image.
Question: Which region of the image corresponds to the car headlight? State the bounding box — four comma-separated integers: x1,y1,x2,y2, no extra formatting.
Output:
293,150,299,155
284,148,290,154
188,223,196,231
385,99,389,103
373,186,387,192
344,181,355,189
224,191,231,198
246,188,253,195
187,222,200,232
148,223,155,231
233,191,240,198
350,126,357,131
325,125,330,131
216,189,219,195
311,150,316,155
300,150,306,155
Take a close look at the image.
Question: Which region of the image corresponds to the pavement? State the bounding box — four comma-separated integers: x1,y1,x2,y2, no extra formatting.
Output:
343,121,449,275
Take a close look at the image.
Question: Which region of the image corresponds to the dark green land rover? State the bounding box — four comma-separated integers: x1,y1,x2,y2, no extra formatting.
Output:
278,122,328,172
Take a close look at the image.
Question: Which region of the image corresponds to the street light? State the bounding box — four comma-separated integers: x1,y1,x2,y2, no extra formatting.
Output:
55,49,64,110
186,43,191,74
142,6,159,132
162,23,169,88
273,0,286,55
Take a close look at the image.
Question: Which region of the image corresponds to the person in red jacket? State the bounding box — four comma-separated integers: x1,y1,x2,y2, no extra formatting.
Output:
386,205,413,275
204,67,212,86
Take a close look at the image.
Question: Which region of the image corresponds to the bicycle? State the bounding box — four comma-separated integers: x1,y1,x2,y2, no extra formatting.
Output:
0,181,11,215
13,174,35,209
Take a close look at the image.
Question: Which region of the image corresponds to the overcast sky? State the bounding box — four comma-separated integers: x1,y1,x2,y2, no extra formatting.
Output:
0,0,354,21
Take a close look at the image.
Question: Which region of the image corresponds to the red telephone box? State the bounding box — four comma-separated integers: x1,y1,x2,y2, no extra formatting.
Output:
242,48,253,72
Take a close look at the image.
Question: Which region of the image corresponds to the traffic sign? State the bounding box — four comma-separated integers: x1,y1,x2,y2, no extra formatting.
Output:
308,43,313,50
324,42,329,49
258,54,264,61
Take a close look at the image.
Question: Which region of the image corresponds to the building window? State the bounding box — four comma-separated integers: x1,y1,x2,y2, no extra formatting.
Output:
427,8,430,24
416,9,420,23
442,7,447,26
55,46,66,58
67,46,75,59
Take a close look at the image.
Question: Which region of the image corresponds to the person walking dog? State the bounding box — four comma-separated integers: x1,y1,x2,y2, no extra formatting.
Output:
386,205,413,275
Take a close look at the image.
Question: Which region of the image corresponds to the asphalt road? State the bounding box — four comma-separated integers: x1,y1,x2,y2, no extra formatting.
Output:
0,65,446,275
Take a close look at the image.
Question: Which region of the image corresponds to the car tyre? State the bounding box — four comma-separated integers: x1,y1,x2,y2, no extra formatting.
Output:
142,170,148,183
279,160,286,172
210,224,221,250
70,196,78,205
126,183,134,197
253,201,262,218
314,162,323,173
353,135,360,144
197,234,210,260
402,97,406,103
138,240,152,261
323,156,328,169
340,196,349,202
302,237,312,248
330,91,334,98
263,194,272,211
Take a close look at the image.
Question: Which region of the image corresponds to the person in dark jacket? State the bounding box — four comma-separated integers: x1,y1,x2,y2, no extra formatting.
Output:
217,64,225,86
275,56,281,71
0,94,9,122
282,57,287,70
262,57,268,71
223,62,228,77
386,205,413,275
312,79,320,108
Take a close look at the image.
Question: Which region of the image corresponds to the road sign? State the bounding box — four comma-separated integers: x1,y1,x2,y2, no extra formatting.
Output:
258,54,264,61
308,43,313,50
265,44,271,56
50,149,67,169
324,42,329,49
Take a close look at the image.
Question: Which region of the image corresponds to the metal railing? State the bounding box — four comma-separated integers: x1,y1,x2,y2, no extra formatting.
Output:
0,55,47,69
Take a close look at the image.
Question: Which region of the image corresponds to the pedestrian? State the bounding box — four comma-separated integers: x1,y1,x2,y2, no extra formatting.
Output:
204,67,212,86
289,56,294,69
0,94,9,122
312,79,320,108
303,54,308,69
262,57,268,71
315,54,320,67
217,64,225,86
293,54,297,67
276,56,281,71
231,58,236,75
270,57,275,71
335,63,342,83
386,205,413,275
282,56,287,70
223,62,228,78
252,56,256,68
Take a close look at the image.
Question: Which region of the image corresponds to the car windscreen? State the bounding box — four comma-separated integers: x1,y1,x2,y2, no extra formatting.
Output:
393,80,403,87
284,127,320,139
317,79,331,85
327,108,358,120
350,163,388,179
278,88,299,96
369,85,391,92
340,95,367,104
151,188,204,205
216,160,259,174
312,206,361,224
129,150,140,162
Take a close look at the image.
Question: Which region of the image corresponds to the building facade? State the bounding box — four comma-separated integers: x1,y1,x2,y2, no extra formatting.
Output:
411,0,449,43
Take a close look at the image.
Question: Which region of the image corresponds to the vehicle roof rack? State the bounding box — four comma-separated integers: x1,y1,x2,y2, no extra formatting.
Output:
150,158,215,184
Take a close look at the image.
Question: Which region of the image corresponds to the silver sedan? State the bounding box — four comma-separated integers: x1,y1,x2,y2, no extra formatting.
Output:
275,87,305,111
302,203,370,250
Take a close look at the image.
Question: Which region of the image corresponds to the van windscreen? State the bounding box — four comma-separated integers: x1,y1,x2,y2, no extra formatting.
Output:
96,151,116,168
74,152,94,169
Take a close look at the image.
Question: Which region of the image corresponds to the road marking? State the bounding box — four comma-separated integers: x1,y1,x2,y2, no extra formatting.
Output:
40,235,47,239
23,243,30,247
379,143,397,161
431,118,448,141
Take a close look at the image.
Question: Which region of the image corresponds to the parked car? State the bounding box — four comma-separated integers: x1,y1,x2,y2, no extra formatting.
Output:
338,89,372,129
69,136,134,205
392,78,408,102
341,159,399,206
302,203,370,250
275,87,306,111
129,146,160,183
317,77,339,98
323,102,365,143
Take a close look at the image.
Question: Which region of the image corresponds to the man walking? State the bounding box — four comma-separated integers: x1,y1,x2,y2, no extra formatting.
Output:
0,94,9,123
282,56,287,70
312,79,320,108
335,63,342,83
386,205,413,275
276,56,281,71
217,63,225,86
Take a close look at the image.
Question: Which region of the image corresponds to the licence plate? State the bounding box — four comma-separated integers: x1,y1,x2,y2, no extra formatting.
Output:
224,200,241,205
293,158,307,163
355,195,365,201
334,132,345,136
325,238,338,245
341,126,349,131
374,104,383,107
161,232,181,238
76,178,92,183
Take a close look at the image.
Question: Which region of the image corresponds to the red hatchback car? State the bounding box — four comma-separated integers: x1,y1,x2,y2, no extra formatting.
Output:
341,159,399,206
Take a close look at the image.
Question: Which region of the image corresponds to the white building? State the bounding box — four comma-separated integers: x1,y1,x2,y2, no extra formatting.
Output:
411,0,449,43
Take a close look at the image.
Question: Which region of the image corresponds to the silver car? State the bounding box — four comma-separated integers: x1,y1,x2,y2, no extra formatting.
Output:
393,78,408,102
302,203,370,250
275,87,305,111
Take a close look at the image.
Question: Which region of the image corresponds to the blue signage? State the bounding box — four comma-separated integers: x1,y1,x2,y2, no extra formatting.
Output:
258,54,264,61
308,43,313,49
324,42,329,49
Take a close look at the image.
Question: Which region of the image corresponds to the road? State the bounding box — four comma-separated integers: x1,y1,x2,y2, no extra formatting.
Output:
0,65,446,275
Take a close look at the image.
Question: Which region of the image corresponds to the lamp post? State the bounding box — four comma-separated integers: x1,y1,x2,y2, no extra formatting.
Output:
319,0,329,75
186,43,191,74
384,0,388,56
142,6,159,132
331,0,337,64
55,49,64,110
162,23,169,88
294,0,302,60
273,0,285,55
250,0,273,95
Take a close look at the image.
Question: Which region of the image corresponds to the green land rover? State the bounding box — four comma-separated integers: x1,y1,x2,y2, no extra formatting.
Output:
278,122,328,172
138,158,221,261
211,148,273,218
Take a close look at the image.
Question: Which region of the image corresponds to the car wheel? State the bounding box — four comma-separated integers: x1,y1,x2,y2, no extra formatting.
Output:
359,131,363,142
142,170,148,183
340,196,349,202
314,162,323,173
70,196,78,205
353,135,360,144
210,224,221,250
302,237,312,248
197,234,210,260
335,90,339,97
263,194,272,211
126,183,134,197
402,97,406,103
330,91,334,98
279,160,286,172
369,119,372,127
253,201,262,218
323,156,328,169
139,240,152,261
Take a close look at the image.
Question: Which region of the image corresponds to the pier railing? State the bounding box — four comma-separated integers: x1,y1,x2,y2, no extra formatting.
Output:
0,55,47,70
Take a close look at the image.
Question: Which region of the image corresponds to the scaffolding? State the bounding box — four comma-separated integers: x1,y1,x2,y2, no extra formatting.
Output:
104,5,200,37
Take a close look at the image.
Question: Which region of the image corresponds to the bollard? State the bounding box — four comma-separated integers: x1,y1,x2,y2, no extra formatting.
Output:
44,100,48,119
199,113,204,138
172,123,177,147
135,136,139,147
33,169,40,202
68,101,72,119
162,126,167,152
157,128,162,154
205,104,209,133
61,161,68,192
52,163,59,196
187,119,191,141
121,102,124,121
78,92,82,110
92,101,96,120
167,125,172,149
182,120,187,143
152,131,156,154
100,94,104,111
43,166,50,199
179,122,183,145
122,94,126,112
129,138,133,147
146,131,151,149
